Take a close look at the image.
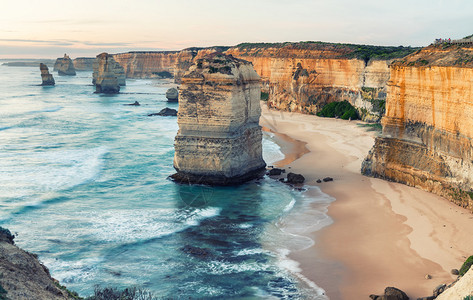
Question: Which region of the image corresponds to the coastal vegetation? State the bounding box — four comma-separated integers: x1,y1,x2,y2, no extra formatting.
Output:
260,91,269,101
459,255,473,276
316,100,359,120
86,287,158,300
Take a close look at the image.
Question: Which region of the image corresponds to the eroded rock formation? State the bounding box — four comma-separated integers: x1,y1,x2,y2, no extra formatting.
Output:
93,53,125,87
39,63,55,86
93,53,123,94
171,53,266,185
0,227,72,299
166,87,179,101
362,44,473,212
54,54,76,76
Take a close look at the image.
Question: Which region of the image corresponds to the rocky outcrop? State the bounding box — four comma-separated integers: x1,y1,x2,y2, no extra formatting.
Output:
73,57,95,71
0,227,73,299
93,53,123,93
362,44,473,212
171,53,266,185
166,88,179,101
54,54,76,76
369,287,409,300
436,266,473,299
39,63,55,86
112,51,180,78
148,107,177,116
93,53,125,86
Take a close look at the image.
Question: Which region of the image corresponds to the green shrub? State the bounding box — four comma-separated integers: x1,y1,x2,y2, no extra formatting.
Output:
460,255,473,276
86,286,157,300
0,283,7,300
316,100,359,120
464,296,473,300
260,91,269,101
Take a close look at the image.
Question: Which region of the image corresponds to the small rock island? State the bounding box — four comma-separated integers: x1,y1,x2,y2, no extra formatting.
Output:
39,63,55,86
171,53,266,185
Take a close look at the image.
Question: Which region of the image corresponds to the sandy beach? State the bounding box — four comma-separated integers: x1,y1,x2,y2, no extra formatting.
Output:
260,105,473,299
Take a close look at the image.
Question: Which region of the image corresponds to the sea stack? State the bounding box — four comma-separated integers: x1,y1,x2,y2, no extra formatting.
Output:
93,53,122,94
39,63,55,86
92,53,126,86
55,54,76,76
166,87,179,102
171,53,266,185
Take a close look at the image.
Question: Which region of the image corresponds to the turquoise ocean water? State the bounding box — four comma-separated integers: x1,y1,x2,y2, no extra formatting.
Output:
0,62,333,299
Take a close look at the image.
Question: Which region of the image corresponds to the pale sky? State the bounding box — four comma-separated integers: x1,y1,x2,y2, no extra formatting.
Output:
1,0,472,58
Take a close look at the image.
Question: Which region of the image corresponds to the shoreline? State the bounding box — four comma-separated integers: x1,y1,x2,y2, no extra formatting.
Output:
260,105,473,299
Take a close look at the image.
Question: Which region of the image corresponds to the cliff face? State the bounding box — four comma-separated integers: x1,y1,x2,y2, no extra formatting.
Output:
362,44,473,211
0,227,71,299
73,57,95,71
171,53,266,185
112,51,180,78
225,45,392,122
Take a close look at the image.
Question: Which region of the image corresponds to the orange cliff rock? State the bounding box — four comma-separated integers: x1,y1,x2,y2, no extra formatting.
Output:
362,44,473,211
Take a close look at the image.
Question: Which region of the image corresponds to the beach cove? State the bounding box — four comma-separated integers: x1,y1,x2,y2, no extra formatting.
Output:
261,105,473,299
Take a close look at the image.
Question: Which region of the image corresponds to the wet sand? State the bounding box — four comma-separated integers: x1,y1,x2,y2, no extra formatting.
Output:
260,105,473,299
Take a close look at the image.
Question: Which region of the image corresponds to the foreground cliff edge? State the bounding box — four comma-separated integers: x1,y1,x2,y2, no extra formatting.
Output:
0,227,75,299
362,42,473,212
171,53,266,185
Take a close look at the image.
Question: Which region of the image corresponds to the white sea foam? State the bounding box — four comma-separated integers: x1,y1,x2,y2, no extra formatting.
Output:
83,207,221,243
262,132,285,165
0,146,108,199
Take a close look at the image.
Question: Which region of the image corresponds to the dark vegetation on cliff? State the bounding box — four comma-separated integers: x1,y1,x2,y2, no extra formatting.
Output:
316,100,358,120
393,43,473,67
235,41,418,61
459,255,473,276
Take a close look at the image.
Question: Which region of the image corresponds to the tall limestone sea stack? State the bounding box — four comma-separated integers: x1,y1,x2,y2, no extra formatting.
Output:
171,53,266,185
39,63,55,86
54,54,76,76
93,53,124,94
362,42,473,212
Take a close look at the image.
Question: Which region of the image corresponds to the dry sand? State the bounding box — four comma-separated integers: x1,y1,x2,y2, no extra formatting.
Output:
260,106,473,299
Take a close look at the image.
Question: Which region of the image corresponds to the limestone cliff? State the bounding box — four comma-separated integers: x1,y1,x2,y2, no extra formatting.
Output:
93,53,121,94
73,57,95,71
225,43,409,122
171,53,266,185
0,227,73,299
362,43,473,212
39,63,55,86
54,54,76,76
112,51,180,78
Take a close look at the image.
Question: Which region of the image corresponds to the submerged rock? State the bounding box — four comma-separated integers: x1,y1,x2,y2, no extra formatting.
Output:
148,107,177,116
171,53,266,185
125,101,140,106
39,63,55,86
55,54,76,76
166,87,179,102
93,53,121,94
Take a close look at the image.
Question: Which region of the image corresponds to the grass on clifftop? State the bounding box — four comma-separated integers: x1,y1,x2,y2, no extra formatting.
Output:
316,100,359,120
235,41,418,61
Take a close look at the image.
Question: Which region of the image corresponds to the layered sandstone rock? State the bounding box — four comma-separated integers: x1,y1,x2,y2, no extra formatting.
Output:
54,54,76,76
39,63,55,86
73,57,95,71
93,53,121,94
362,44,473,212
171,53,266,185
112,51,180,78
93,53,125,86
225,44,395,122
0,227,72,299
